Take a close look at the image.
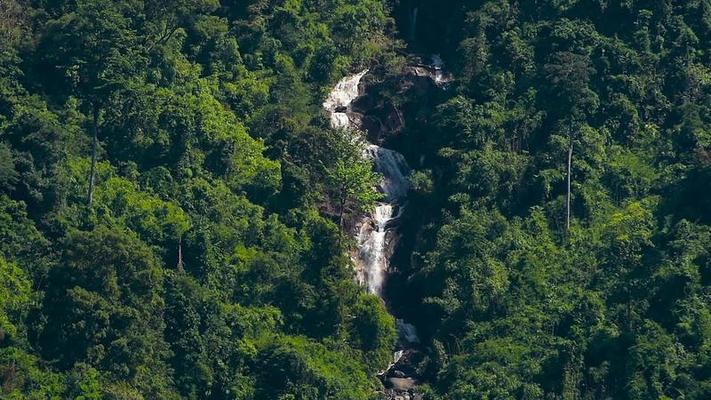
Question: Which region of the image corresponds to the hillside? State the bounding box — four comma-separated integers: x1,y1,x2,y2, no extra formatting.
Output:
1,1,710,399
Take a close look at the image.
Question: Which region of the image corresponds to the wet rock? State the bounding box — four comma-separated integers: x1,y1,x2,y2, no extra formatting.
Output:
385,388,424,400
384,348,426,379
348,58,450,147
386,377,417,391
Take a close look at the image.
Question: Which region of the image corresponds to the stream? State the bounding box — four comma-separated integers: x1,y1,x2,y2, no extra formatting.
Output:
324,56,450,399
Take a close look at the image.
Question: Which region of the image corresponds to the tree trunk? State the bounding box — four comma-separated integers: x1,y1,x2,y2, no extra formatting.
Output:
337,195,347,247
176,239,184,271
87,104,99,206
566,140,573,231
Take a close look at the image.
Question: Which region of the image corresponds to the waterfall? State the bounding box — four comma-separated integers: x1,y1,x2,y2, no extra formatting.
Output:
324,71,419,337
355,203,394,296
430,54,451,85
410,7,418,42
410,54,453,85
323,70,368,130
367,145,410,201
324,61,450,395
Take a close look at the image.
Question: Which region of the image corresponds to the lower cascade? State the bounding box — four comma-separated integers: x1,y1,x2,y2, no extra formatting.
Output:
324,59,448,398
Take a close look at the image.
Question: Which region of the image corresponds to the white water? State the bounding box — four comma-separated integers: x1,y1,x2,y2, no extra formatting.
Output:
396,319,420,344
325,71,419,346
410,54,453,85
325,57,451,399
325,71,411,299
356,203,393,295
381,349,405,377
430,54,450,84
356,146,410,296
367,145,410,201
323,69,368,129
410,7,418,42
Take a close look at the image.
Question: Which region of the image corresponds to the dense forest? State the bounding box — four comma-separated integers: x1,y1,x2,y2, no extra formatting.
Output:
0,0,710,399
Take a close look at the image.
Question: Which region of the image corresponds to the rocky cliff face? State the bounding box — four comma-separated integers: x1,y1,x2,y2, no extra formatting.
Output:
350,55,452,147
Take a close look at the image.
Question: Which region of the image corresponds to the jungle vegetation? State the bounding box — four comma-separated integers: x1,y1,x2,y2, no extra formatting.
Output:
1,0,710,399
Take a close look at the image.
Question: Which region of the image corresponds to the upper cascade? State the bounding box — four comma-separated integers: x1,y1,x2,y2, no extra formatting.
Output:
323,69,369,129
406,54,453,86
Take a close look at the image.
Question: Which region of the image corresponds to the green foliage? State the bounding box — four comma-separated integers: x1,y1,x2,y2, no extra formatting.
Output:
350,294,397,372
253,335,375,400
0,256,31,340
39,226,176,398
67,366,103,400
2,0,711,398
0,143,18,190
323,130,383,230
396,0,711,398
0,196,52,280
327,156,382,229
0,0,398,397
38,0,146,105
0,348,65,399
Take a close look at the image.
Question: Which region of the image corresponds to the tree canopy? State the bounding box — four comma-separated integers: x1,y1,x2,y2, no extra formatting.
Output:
1,0,710,399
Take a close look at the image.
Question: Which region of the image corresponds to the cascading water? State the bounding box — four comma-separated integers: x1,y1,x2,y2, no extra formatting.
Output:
325,58,449,398
356,202,396,295
323,72,413,302
410,7,418,42
324,69,420,338
323,70,368,130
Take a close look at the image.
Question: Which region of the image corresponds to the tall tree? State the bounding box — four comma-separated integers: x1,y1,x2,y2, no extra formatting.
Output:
544,51,598,231
328,158,382,232
40,0,145,206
